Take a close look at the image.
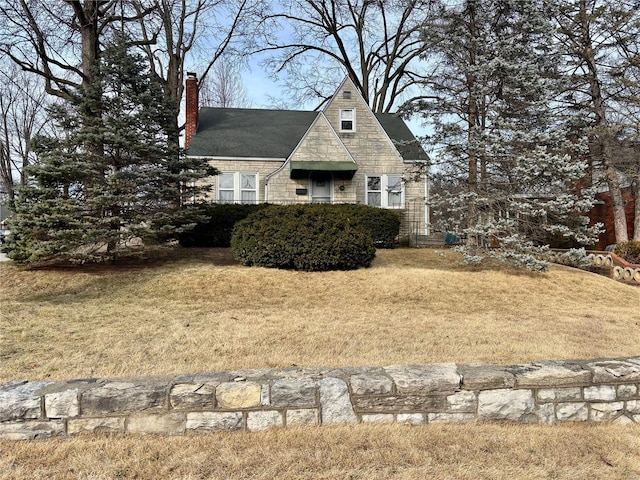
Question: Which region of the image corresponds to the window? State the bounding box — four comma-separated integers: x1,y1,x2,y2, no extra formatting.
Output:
217,172,258,203
366,175,404,208
218,173,235,203
367,176,381,206
240,173,257,203
387,175,403,207
340,108,355,131
343,90,352,99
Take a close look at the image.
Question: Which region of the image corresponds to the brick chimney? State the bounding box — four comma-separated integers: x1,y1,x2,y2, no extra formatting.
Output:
185,72,199,149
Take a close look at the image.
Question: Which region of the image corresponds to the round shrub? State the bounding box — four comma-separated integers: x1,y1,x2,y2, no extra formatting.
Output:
231,204,376,271
614,241,640,264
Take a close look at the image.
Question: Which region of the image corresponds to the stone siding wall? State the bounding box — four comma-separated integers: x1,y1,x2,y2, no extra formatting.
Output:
2,358,639,440
267,114,359,203
324,82,424,214
265,169,313,204
288,116,355,164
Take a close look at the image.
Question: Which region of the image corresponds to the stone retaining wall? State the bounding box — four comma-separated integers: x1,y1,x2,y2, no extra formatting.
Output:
550,249,640,285
2,358,639,440
587,251,640,284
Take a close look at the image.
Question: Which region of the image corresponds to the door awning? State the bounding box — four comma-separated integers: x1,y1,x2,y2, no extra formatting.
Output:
290,160,358,178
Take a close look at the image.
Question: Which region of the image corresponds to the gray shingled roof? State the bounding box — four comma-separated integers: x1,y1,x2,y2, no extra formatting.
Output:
374,113,429,161
188,108,318,158
188,107,428,161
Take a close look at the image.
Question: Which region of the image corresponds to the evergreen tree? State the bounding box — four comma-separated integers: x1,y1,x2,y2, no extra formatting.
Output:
3,35,216,264
409,0,599,270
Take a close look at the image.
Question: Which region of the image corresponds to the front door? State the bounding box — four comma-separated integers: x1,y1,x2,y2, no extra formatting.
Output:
310,172,332,203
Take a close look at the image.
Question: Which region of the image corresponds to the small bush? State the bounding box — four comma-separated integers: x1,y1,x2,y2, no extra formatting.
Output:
178,203,271,248
551,248,593,269
614,241,640,264
230,204,376,271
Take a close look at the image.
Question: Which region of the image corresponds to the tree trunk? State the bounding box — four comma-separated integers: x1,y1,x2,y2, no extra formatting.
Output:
601,138,629,243
70,1,110,248
70,0,102,94
579,0,628,243
634,179,640,241
467,106,479,248
466,0,479,247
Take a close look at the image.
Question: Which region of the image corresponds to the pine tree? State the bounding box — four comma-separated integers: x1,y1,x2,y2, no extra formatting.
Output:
410,0,599,270
3,35,216,264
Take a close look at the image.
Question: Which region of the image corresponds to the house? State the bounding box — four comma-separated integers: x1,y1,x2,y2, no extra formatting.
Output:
588,185,637,249
582,139,638,249
184,73,430,243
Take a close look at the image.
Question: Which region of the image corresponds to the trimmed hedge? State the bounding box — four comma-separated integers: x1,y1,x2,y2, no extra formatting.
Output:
328,204,400,248
230,204,376,271
614,241,640,264
178,203,400,250
178,203,271,248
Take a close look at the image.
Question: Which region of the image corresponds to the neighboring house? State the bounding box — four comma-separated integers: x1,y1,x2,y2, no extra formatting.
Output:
589,184,637,249
185,74,430,242
583,140,638,249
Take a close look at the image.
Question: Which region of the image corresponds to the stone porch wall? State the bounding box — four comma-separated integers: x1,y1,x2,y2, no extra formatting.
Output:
2,358,639,440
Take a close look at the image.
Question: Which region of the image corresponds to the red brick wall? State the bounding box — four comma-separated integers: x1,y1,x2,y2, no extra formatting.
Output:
589,186,636,249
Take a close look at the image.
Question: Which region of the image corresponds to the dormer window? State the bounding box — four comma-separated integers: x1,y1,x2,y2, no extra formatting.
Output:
340,108,355,132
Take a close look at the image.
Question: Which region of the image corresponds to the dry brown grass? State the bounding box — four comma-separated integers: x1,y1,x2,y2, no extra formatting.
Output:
1,248,639,382
2,248,640,479
1,424,639,479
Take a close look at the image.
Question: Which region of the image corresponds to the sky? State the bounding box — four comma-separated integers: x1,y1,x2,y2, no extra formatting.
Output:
185,0,430,139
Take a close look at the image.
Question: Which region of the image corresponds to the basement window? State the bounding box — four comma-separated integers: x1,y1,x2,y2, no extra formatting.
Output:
340,108,355,132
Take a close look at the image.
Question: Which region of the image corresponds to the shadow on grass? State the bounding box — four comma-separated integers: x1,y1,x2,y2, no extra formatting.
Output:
10,247,239,272
370,248,547,278
3,247,239,305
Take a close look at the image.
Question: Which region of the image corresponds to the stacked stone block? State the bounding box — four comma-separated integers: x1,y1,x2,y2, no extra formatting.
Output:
1,358,639,440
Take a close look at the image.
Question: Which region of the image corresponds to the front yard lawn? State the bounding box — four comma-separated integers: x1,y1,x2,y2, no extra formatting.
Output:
1,248,638,382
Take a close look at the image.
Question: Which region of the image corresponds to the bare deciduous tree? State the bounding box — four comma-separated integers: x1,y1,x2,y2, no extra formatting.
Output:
0,65,54,199
131,0,265,145
199,58,249,108
0,0,118,99
255,0,435,112
554,0,640,242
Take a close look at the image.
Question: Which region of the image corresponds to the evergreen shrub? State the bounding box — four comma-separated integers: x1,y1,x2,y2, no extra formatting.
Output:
330,204,400,248
230,204,376,271
178,203,271,248
614,241,640,264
